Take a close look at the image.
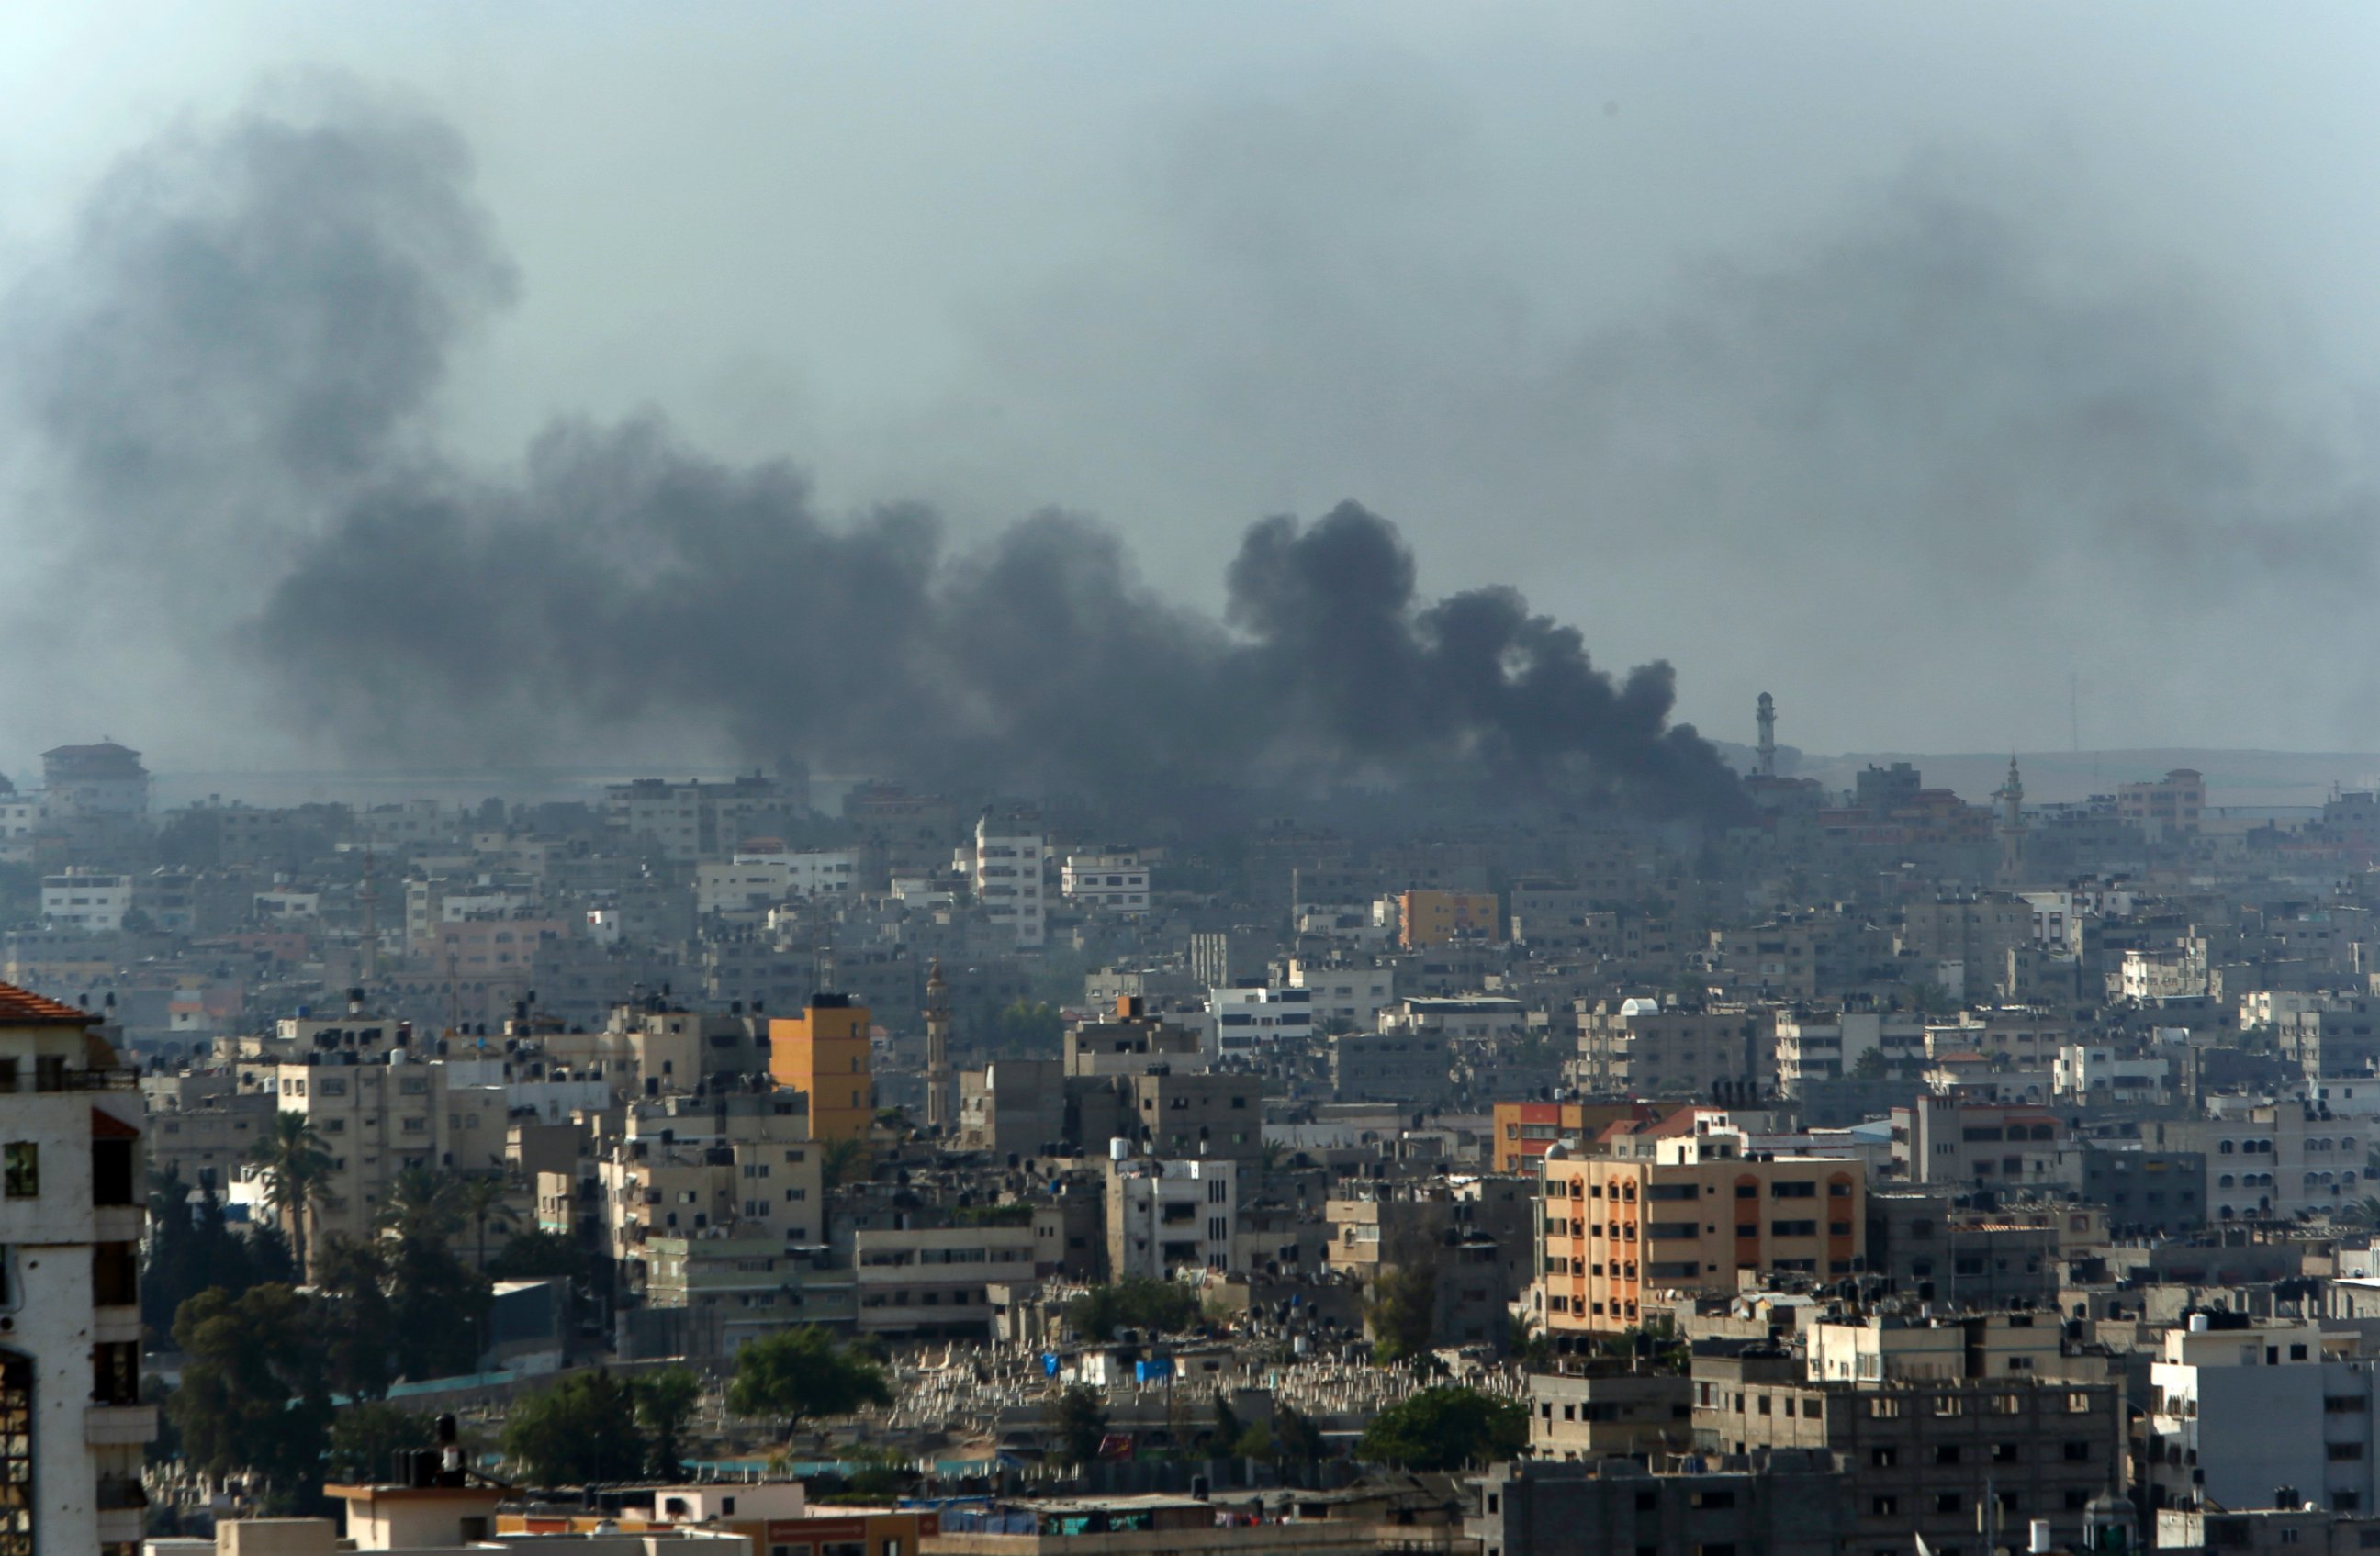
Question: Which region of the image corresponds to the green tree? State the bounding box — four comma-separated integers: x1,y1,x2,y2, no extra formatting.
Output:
252,1112,335,1278
327,1402,436,1484
1064,1279,1203,1341
726,1327,891,1442
981,1000,1063,1057
1050,1384,1107,1465
1850,1047,1889,1079
169,1284,334,1504
455,1172,511,1271
501,1371,647,1486
387,1221,492,1382
634,1368,703,1479
375,1168,464,1243
485,1228,589,1282
314,1236,399,1401
1354,1387,1527,1471
1364,1262,1439,1363
1272,1402,1326,1465
819,1137,871,1191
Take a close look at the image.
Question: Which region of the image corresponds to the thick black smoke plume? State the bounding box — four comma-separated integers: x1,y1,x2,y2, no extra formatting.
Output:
1,86,1746,821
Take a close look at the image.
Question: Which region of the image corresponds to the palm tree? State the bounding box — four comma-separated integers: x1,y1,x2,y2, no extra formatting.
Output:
375,1167,463,1245
454,1172,511,1271
2340,1195,2380,1227
819,1137,870,1191
252,1111,334,1280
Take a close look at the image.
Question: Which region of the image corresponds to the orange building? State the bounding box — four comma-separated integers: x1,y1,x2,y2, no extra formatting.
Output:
770,993,874,1143
1539,1136,1864,1336
1398,889,1499,948
1489,1099,1658,1173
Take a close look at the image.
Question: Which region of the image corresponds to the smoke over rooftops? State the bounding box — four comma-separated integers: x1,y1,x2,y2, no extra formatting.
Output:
2,83,1747,822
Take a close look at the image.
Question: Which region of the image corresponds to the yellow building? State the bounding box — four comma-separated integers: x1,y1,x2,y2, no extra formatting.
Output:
1398,889,1499,948
1540,1134,1865,1336
769,993,873,1142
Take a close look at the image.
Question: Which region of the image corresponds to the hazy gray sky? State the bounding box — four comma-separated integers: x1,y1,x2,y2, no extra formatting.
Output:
6,3,2380,772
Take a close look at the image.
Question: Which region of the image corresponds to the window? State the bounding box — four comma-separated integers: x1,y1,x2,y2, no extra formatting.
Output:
91,1138,136,1206
92,1340,139,1405
1,1147,34,1200
92,1243,138,1307
0,1352,28,1553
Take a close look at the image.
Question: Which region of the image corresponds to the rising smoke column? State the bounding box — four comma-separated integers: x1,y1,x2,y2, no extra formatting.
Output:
0,84,1748,820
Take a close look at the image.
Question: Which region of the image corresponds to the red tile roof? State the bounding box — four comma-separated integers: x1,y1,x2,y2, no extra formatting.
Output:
0,982,97,1026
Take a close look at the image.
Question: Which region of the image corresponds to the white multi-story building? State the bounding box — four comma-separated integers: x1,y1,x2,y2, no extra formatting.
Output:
0,795,44,866
1107,1156,1239,1280
695,850,859,918
1061,852,1150,914
39,868,131,933
1205,984,1313,1060
970,818,1046,949
1285,961,1397,1032
2053,1044,2172,1105
0,982,153,1554
2149,1317,2380,1518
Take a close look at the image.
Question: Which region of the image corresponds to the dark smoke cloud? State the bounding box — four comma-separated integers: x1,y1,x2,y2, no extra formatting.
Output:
5,84,1746,821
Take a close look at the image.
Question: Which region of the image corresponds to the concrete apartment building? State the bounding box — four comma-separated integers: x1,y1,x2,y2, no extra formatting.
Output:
969,815,1047,948
1061,852,1150,915
2150,1101,2356,1223
1397,890,1500,948
0,982,153,1555
1205,984,1314,1063
1525,1368,1696,1460
2117,768,2206,836
240,1048,503,1254
1575,998,1761,1099
769,994,873,1144
1539,1133,1866,1336
1286,959,1398,1032
1694,1338,2125,1556
1773,1007,1925,1091
1107,1156,1239,1279
1467,1453,1850,1556
39,868,131,933
2148,1315,2380,1517
854,1222,1038,1338
1891,1095,2073,1191
1330,1028,1454,1104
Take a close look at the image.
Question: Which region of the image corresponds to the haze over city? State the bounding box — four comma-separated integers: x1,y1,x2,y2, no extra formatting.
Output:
8,5,2380,778
15,10,2380,1556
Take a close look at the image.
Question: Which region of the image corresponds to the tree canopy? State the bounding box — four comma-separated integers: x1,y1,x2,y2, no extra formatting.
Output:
1354,1387,1526,1472
1064,1278,1204,1342
168,1284,334,1504
485,1227,589,1282
726,1327,891,1439
501,1371,647,1486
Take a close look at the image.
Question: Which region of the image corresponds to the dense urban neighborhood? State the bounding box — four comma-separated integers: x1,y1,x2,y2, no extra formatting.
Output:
4,730,2377,1555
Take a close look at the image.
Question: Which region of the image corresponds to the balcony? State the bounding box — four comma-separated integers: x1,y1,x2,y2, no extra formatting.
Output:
85,1405,156,1447
95,1474,148,1511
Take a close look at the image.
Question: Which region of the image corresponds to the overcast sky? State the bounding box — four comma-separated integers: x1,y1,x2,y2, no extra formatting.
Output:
5,3,2380,773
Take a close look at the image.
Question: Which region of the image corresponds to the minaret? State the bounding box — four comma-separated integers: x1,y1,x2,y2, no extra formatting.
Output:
1995,755,2028,883
1756,692,1777,778
924,957,952,1135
